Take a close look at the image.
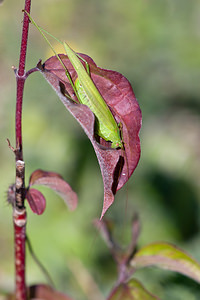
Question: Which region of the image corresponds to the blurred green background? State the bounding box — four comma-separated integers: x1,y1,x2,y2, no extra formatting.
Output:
0,0,200,299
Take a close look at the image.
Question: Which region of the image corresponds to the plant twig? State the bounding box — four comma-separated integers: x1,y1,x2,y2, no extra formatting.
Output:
13,206,27,300
26,235,56,288
14,1,32,299
15,0,31,160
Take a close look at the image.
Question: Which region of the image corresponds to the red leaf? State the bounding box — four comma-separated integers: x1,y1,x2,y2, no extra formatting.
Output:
29,169,78,211
28,284,74,300
26,188,46,215
29,169,63,183
37,53,141,217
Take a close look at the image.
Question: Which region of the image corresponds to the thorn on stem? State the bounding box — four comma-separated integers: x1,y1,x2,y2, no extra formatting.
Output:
12,65,17,74
7,139,21,160
7,138,17,153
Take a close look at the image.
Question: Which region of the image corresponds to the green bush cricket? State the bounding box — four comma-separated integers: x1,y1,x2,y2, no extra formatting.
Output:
25,12,123,149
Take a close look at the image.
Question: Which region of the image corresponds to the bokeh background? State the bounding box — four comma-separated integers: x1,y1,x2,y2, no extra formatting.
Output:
0,0,200,299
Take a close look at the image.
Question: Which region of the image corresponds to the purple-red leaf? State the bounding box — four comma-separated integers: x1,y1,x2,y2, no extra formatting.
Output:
37,53,141,217
26,188,46,215
29,169,78,211
28,284,75,300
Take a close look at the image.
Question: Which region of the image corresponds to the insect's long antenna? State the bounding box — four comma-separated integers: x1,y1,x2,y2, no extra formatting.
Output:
31,22,91,76
24,10,80,102
24,11,122,150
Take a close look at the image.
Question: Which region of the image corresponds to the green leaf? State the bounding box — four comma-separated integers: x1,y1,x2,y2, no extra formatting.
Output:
107,279,160,300
131,242,200,284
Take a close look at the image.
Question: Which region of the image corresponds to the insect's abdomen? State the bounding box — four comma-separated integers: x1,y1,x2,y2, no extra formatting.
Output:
75,78,122,149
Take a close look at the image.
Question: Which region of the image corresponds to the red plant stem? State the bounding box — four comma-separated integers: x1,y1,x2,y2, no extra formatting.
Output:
16,0,31,160
14,1,32,299
14,160,27,300
13,208,27,300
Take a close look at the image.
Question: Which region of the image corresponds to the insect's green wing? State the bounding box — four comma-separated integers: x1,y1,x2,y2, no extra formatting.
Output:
63,42,122,149
75,79,122,148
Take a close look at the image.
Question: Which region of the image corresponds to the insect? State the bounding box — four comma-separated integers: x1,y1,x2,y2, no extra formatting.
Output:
25,12,123,149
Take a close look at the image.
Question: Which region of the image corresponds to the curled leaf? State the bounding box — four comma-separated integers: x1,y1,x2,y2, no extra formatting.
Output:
37,53,141,217
131,242,200,284
107,279,160,300
29,169,78,211
26,188,46,215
